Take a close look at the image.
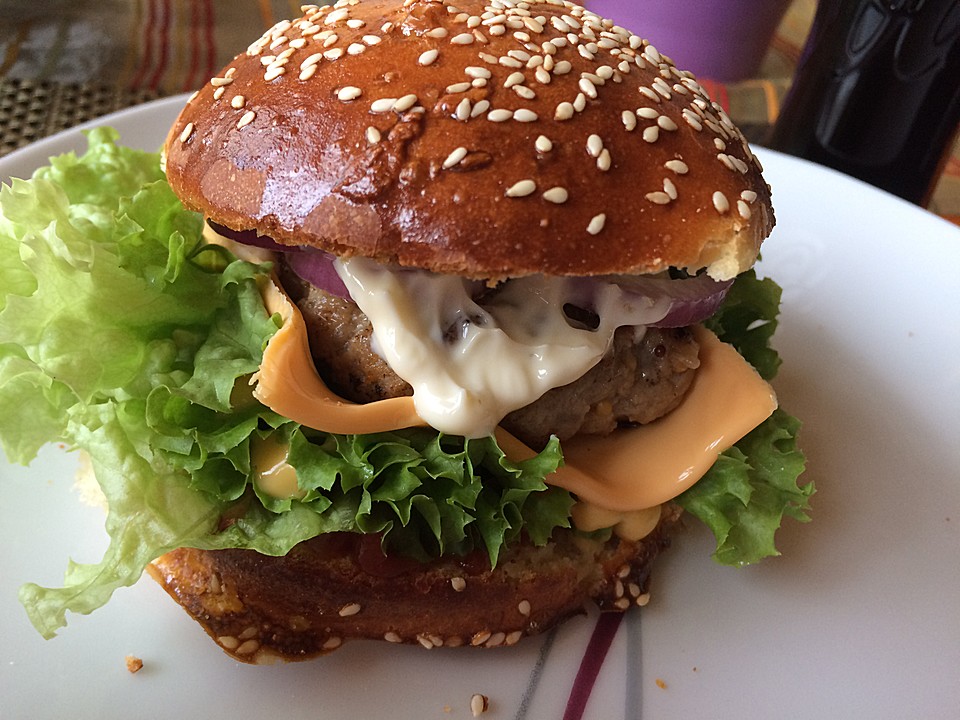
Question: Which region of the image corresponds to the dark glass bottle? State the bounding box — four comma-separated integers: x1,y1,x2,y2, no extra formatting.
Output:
767,0,960,205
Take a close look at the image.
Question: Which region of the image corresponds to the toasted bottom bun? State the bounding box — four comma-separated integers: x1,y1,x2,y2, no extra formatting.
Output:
147,505,682,663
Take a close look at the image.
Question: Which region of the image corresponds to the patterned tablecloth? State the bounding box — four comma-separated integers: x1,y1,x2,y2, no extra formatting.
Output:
1,0,958,222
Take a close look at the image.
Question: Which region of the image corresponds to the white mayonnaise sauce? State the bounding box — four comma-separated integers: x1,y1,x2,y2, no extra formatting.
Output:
335,258,672,438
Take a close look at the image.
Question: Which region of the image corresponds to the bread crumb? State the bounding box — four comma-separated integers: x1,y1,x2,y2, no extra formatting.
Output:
125,655,144,674
655,678,667,690
470,693,489,716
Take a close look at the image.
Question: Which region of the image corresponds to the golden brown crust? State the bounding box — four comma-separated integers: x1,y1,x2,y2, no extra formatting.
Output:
148,505,681,663
163,0,772,281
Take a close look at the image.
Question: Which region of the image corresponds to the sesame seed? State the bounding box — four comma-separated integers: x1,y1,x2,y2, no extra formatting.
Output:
621,110,637,131
443,147,469,169
301,52,323,69
236,110,256,129
218,636,239,650
597,148,611,171
455,97,472,121
337,85,362,101
384,631,402,643
418,48,439,65
347,18,366,29
210,76,233,87
466,65,492,79
513,108,537,122
471,693,489,716
479,51,498,63
370,97,397,113
451,576,467,591
289,37,307,49
471,630,492,646
230,94,246,109
714,137,727,151
642,125,660,143
535,67,551,84
741,190,757,202
535,134,552,152
663,177,678,199
586,213,606,235
657,115,678,131
614,597,630,610
498,55,523,68
542,186,568,203
347,42,366,55
487,108,513,122
665,159,689,174
323,33,339,47
645,191,671,204
712,191,730,213
578,76,598,99
639,86,660,103
573,93,587,112
235,639,260,655
586,134,603,157
737,200,752,219
426,26,448,38
485,632,506,648
213,86,225,100
523,16,544,32
299,64,318,80
555,101,574,120
394,93,418,111
553,60,572,75
366,126,381,144
451,32,474,44
446,81,471,93
506,179,536,197
470,99,490,117
504,71,524,87
513,85,536,99
636,592,651,606
322,636,343,650
179,122,195,143
339,602,362,617
323,47,344,60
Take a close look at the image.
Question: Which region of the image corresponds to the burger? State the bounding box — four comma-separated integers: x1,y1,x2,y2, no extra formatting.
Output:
0,0,811,662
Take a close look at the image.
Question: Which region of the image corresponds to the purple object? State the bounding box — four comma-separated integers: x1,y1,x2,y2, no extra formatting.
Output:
585,0,791,81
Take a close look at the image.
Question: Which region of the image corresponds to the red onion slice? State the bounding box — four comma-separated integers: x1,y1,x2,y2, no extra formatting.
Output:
613,274,733,328
285,248,350,298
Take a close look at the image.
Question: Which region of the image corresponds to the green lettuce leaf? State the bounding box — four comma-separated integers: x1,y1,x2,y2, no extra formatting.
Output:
678,268,814,566
0,129,571,638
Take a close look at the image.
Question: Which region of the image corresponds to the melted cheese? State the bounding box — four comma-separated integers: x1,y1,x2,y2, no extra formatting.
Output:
335,257,671,438
553,326,777,510
251,278,425,434
251,434,305,501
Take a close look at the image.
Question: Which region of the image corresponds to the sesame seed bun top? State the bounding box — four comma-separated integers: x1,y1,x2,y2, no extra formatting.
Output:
163,0,774,281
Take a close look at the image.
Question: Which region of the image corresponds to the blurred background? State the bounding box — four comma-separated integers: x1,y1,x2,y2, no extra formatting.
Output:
0,0,957,220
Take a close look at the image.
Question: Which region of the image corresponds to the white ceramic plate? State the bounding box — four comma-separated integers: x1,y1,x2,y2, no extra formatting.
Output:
1,97,959,719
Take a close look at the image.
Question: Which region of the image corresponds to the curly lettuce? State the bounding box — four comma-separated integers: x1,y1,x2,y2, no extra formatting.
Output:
0,129,570,638
680,269,814,565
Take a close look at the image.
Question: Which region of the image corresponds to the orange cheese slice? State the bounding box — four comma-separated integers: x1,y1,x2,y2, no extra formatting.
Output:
547,325,777,510
251,279,425,435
